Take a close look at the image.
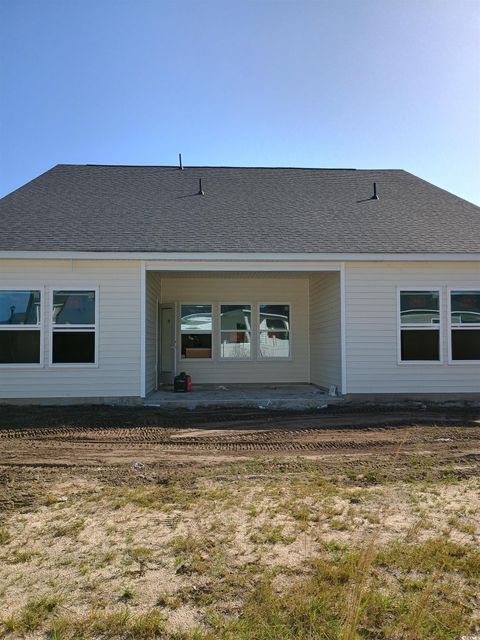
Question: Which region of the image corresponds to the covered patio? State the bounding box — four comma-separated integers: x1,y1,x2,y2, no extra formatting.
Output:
143,264,345,402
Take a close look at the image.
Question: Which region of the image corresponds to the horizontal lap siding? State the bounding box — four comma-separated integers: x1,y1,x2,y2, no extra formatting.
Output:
345,261,480,393
309,272,341,390
0,259,141,398
161,276,309,383
145,272,162,394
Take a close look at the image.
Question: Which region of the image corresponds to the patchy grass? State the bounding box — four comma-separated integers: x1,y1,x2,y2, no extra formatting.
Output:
50,518,85,539
0,528,11,545
1,450,479,639
9,550,35,564
48,608,169,639
105,484,196,512
2,596,61,635
119,586,135,602
250,524,296,546
377,536,480,578
199,547,475,640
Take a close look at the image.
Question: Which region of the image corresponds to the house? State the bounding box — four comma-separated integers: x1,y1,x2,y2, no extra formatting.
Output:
0,164,479,403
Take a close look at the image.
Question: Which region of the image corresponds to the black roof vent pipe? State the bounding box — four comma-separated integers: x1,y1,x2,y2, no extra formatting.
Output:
179,153,184,171
198,178,205,195
372,182,379,200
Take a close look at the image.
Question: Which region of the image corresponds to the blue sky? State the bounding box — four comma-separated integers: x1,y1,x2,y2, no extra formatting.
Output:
1,0,479,204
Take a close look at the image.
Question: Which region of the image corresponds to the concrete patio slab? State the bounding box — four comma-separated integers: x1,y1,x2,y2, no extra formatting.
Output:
144,383,333,410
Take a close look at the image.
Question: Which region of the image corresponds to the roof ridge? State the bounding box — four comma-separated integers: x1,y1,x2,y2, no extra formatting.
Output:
59,164,406,172
80,164,361,170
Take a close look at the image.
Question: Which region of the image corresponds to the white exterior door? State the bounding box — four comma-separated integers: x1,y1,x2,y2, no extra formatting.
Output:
158,303,176,385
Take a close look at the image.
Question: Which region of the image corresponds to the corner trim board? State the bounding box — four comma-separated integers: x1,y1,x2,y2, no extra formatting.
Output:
340,263,347,395
140,261,146,398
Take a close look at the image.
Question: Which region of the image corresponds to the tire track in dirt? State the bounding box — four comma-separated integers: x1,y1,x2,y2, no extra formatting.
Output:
1,424,478,447
0,409,478,468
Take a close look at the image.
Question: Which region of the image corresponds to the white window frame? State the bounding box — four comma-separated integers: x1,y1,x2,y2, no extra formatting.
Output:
49,287,99,368
397,287,443,365
219,302,253,360
0,286,44,368
447,287,480,365
257,302,292,361
179,303,214,361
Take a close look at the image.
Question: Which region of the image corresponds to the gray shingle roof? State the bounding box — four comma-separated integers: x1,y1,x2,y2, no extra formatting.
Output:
0,164,479,253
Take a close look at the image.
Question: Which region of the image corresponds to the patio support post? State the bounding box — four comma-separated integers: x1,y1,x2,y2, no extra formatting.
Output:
140,260,146,398
340,262,347,395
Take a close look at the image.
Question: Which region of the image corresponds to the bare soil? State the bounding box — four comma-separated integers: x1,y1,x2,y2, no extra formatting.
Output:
0,404,479,470
0,406,479,639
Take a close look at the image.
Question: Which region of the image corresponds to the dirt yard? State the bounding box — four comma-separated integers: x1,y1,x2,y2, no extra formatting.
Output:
0,405,479,639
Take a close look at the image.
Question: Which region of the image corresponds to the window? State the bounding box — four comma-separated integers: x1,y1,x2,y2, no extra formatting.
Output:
399,290,440,362
220,304,251,358
51,290,97,364
259,304,290,358
181,304,212,359
449,290,480,362
0,290,42,365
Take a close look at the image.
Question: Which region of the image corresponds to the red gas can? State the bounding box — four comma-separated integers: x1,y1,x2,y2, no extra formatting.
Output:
174,372,192,392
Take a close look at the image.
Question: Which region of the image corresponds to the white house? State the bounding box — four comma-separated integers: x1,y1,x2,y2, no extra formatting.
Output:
0,164,479,402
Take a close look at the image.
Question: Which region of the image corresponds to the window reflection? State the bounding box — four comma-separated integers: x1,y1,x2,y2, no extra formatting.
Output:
259,305,290,358
0,290,41,325
220,305,251,358
53,291,95,325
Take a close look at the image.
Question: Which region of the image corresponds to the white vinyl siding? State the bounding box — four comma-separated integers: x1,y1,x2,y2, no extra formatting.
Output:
3,257,477,401
345,262,480,393
309,272,341,391
160,275,309,383
0,259,141,398
145,272,162,394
